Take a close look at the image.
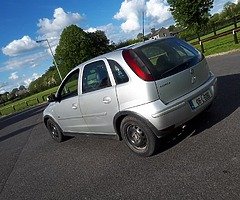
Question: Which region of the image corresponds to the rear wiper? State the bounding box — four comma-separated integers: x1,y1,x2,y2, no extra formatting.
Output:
161,60,191,78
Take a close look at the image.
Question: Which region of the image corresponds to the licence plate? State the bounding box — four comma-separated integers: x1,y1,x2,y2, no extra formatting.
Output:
190,90,212,109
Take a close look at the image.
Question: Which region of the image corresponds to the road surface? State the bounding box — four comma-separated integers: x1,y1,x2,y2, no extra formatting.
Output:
0,52,240,199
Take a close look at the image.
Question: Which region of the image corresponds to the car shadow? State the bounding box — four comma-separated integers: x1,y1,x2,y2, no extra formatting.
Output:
0,122,42,143
155,73,240,155
0,104,47,130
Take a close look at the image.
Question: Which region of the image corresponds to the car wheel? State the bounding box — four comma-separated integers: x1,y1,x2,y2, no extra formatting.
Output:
120,116,157,157
46,119,63,142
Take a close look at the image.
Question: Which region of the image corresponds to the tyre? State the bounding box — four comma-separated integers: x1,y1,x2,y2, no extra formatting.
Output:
120,116,157,157
46,119,64,142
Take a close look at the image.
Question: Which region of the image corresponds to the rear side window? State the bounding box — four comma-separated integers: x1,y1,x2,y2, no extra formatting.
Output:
108,60,129,84
82,60,111,94
135,38,203,79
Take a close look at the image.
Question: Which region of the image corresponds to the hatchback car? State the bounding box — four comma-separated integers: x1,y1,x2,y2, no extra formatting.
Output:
43,37,217,157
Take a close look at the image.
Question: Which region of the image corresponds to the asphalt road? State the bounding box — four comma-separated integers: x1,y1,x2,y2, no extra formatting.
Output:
0,52,240,199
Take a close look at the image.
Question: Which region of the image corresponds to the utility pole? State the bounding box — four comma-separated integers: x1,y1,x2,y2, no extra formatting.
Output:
142,11,145,42
36,39,63,81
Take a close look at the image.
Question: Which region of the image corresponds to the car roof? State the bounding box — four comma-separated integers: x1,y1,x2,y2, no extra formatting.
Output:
70,37,173,72
117,36,172,50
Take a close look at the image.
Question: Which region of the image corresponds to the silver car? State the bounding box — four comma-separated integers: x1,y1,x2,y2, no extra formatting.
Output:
43,37,217,157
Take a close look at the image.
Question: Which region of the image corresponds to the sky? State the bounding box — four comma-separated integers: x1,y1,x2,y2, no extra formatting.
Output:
0,0,236,94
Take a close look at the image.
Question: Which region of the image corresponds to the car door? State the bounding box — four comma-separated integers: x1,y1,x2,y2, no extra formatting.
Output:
53,68,90,133
79,59,119,134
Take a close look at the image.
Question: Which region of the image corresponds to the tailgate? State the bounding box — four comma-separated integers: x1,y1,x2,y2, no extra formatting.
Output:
155,59,210,104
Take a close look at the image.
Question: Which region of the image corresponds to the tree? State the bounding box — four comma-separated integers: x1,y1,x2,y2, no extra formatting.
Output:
210,13,220,24
222,2,238,19
115,38,141,49
28,65,60,94
19,85,26,91
55,25,91,78
137,33,144,41
167,0,214,32
11,88,18,95
168,25,181,33
0,92,9,103
55,25,112,78
168,25,176,32
87,30,112,57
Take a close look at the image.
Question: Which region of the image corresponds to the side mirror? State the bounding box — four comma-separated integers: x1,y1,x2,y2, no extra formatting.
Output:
47,94,58,102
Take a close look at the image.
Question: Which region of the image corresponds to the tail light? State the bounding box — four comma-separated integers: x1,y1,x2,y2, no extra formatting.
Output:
122,49,154,81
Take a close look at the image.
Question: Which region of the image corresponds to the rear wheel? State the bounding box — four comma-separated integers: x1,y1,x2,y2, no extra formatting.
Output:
46,119,63,142
120,116,157,157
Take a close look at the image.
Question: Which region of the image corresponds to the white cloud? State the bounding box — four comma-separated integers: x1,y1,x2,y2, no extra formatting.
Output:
37,7,83,53
114,0,172,33
38,7,82,37
0,72,41,93
9,72,19,80
85,23,137,43
0,82,8,90
114,0,145,33
24,73,40,86
0,51,48,73
146,0,171,23
0,8,85,92
85,27,98,33
2,36,38,56
0,89,7,94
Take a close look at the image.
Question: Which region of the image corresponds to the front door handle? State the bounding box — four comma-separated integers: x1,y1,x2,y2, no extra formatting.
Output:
72,103,78,110
103,97,111,104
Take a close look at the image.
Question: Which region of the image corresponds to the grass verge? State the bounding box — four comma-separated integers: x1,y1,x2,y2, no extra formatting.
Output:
0,86,58,116
1,27,240,117
194,32,240,56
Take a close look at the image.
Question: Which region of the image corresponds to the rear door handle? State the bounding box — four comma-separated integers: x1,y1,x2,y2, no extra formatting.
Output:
103,97,111,104
72,103,78,110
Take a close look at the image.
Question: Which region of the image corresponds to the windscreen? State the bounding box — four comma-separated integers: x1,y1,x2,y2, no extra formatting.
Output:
135,38,203,80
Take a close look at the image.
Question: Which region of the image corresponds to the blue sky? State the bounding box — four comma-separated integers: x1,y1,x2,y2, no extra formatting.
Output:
0,0,234,93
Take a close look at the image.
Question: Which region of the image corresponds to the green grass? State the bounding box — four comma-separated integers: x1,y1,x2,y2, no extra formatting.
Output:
1,23,240,117
194,32,240,56
0,86,58,116
189,22,240,44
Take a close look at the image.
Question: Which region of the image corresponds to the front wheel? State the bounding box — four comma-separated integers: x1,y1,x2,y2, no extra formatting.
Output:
46,119,64,143
120,116,157,157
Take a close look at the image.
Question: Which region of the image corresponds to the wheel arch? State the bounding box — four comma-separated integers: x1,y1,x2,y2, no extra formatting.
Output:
43,115,63,132
113,111,160,140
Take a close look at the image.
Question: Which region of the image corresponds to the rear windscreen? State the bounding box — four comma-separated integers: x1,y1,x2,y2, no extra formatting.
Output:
135,38,203,79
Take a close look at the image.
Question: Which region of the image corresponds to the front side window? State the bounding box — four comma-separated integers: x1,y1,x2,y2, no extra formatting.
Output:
58,69,79,99
82,60,111,94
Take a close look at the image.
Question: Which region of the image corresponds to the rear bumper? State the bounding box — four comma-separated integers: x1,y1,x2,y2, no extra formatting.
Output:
127,75,217,138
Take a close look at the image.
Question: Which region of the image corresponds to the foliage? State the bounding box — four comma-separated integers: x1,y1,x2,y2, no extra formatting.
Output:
28,25,112,95
167,0,214,31
168,25,182,33
55,25,91,77
55,25,112,78
87,30,113,57
137,33,144,40
222,1,240,19
0,86,58,115
0,93,8,104
193,31,240,56
28,65,60,94
19,85,26,91
179,1,240,41
115,38,142,49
